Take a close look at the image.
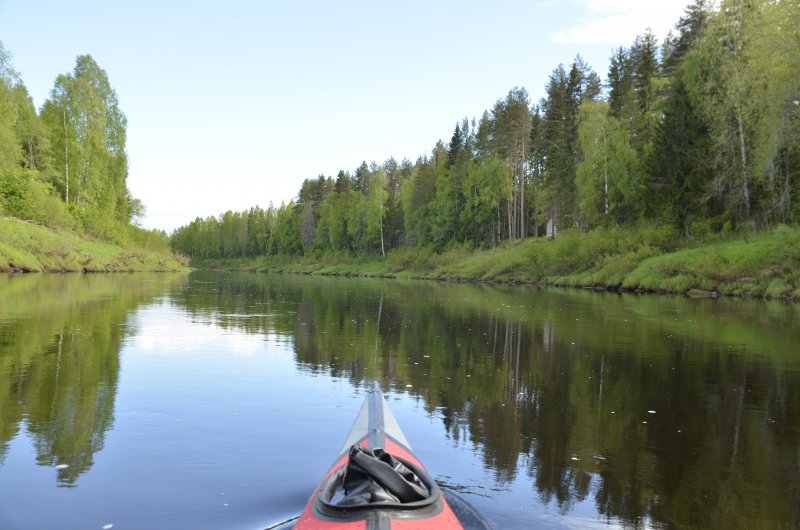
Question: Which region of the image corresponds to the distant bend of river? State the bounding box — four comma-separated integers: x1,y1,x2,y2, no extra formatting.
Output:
0,271,798,529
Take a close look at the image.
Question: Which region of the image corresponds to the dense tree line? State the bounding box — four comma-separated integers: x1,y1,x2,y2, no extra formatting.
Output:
0,44,164,248
172,0,796,259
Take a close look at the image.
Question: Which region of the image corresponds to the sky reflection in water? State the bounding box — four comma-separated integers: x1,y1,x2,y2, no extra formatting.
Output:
0,271,798,529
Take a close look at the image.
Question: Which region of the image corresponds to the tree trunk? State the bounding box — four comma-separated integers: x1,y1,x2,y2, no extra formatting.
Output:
783,146,791,221
63,108,69,203
495,203,500,248
27,135,35,169
732,21,750,220
521,139,526,239
533,187,538,238
77,156,83,205
604,128,609,216
506,182,517,241
380,220,385,258
737,111,750,219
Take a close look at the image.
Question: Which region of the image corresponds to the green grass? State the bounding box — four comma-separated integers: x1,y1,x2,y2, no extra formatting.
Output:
0,217,187,273
191,224,800,301
621,225,800,298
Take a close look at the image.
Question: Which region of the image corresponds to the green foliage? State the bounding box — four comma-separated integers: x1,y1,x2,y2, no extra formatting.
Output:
367,168,388,256
164,1,800,286
521,225,679,280
273,201,302,255
430,148,462,247
644,74,712,234
0,168,33,217
316,193,348,252
686,0,800,226
0,217,183,272
575,101,639,226
345,193,368,253
0,42,165,267
622,225,800,297
38,56,130,226
461,157,510,247
401,155,436,246
0,164,69,229
197,222,800,301
2,6,798,286
772,224,800,268
590,244,661,286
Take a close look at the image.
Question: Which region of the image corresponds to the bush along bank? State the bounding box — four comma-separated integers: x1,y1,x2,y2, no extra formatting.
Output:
191,225,800,301
0,217,187,273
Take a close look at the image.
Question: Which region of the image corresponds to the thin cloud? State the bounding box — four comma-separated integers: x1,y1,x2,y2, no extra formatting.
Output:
551,0,690,44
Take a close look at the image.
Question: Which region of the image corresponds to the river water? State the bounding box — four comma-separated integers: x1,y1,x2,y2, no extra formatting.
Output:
0,271,798,529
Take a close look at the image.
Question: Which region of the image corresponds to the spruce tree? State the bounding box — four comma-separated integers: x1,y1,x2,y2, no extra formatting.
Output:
646,78,710,234
448,124,462,168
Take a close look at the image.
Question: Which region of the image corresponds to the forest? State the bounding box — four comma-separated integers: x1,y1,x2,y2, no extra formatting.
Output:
170,0,799,262
0,42,167,250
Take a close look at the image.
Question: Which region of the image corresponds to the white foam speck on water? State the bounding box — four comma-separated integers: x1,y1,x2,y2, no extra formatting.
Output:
55,464,69,470
648,410,657,414
102,525,113,530
406,384,412,388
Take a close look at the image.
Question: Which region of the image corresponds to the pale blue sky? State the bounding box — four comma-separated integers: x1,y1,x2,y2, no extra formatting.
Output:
0,0,690,231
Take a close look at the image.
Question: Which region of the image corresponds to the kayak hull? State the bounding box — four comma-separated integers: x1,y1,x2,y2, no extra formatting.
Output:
292,383,492,530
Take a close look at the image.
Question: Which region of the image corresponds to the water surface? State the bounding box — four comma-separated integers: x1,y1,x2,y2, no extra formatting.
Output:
0,272,798,528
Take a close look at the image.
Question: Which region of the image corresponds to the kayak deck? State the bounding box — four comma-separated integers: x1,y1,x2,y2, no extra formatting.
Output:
290,382,493,530
339,382,412,455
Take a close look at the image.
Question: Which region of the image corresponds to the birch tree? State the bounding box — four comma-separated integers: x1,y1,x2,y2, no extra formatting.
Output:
40,55,130,226
576,101,638,226
368,168,388,257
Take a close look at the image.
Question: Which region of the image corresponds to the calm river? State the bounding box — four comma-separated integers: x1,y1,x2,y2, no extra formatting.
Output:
0,272,798,529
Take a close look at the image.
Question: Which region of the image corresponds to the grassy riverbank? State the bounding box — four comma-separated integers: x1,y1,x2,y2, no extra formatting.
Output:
0,217,187,272
195,225,800,300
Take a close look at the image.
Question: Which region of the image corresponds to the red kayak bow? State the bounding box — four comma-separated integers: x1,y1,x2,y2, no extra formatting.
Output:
292,383,492,530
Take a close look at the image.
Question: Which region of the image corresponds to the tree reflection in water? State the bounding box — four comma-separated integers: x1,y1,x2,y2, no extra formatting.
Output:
0,273,187,485
2,270,797,527
173,272,800,528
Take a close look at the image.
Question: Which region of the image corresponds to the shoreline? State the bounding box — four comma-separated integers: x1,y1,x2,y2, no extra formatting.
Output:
190,225,800,302
205,267,767,302
0,217,187,273
5,216,796,302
